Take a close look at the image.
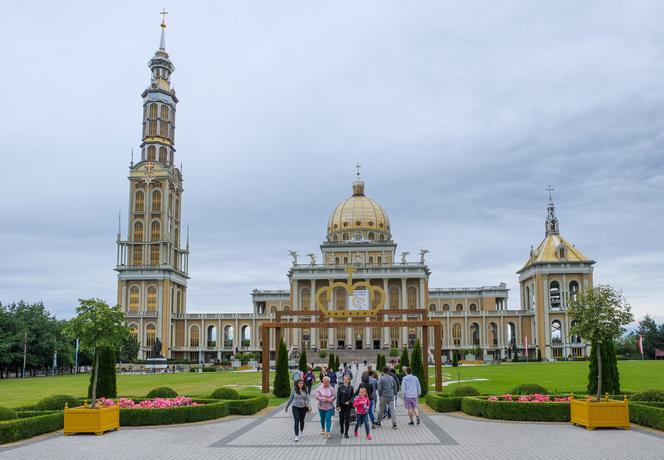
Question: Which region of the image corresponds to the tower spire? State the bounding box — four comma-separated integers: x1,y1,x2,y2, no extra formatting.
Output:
159,8,168,50
545,185,559,236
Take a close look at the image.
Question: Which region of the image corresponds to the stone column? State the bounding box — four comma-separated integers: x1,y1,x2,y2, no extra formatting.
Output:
382,279,390,347
401,278,408,347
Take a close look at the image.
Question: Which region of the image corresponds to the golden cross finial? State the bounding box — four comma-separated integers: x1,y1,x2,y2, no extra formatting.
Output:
355,163,361,179
345,266,356,283
546,185,555,203
160,8,168,28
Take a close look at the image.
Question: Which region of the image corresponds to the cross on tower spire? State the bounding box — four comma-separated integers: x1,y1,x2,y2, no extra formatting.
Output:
546,185,555,203
355,163,361,179
545,185,559,236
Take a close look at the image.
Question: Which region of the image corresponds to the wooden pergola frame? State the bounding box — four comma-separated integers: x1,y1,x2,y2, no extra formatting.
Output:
260,309,442,393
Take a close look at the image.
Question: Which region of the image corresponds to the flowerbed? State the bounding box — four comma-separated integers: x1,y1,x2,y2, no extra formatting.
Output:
487,394,571,403
462,396,571,422
99,396,200,409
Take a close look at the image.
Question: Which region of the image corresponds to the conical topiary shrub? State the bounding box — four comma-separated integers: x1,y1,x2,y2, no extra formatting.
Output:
273,338,291,397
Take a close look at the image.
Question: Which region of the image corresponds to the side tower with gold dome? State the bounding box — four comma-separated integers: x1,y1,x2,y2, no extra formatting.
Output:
517,189,594,360
115,13,189,360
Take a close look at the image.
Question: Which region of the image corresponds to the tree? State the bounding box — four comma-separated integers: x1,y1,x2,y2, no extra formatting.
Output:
298,349,308,372
588,341,620,395
400,347,410,368
63,299,129,407
117,334,139,363
410,340,427,396
327,352,335,370
88,347,117,398
569,285,633,401
334,354,340,371
452,350,458,367
637,315,659,359
378,353,385,370
273,338,290,397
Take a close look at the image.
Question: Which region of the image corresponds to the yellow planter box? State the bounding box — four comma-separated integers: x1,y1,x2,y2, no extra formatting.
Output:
64,403,120,436
570,395,630,430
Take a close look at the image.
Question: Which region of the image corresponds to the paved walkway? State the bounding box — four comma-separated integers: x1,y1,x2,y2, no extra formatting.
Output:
2,365,663,459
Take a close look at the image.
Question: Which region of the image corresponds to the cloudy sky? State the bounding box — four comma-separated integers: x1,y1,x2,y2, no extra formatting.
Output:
1,1,663,325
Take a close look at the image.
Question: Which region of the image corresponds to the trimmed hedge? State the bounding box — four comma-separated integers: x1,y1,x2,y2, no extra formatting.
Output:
629,403,664,431
461,397,570,422
0,412,64,444
226,396,269,415
631,390,664,402
425,393,462,412
509,384,548,395
0,408,17,421
34,395,81,411
146,387,178,398
451,386,480,397
211,387,240,400
16,411,59,419
120,400,229,426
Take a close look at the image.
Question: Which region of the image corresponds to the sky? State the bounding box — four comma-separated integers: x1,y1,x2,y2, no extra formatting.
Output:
1,1,663,325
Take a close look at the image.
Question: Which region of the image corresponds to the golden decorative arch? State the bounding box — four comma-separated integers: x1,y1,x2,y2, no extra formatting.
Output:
315,267,385,317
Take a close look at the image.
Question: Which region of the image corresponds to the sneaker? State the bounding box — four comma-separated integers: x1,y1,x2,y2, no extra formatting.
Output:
367,434,373,440
408,421,414,425
320,430,325,435
344,433,349,439
294,435,299,442
416,416,421,425
375,422,381,427
371,424,376,429
392,424,397,430
354,431,359,437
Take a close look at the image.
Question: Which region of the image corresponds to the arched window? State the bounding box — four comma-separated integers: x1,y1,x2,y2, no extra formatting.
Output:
335,257,339,265
429,304,436,312
507,322,516,346
456,303,464,312
147,145,156,161
160,105,169,121
133,221,143,241
377,256,382,264
149,103,158,118
525,286,531,308
176,291,181,313
379,234,385,241
147,286,157,311
335,287,346,310
168,194,173,213
174,228,179,248
190,325,200,347
301,288,311,311
146,323,156,347
549,281,561,308
469,303,478,312
551,320,562,343
389,287,400,309
342,232,349,241
129,287,139,311
270,305,278,315
159,147,167,164
452,323,461,346
241,325,251,346
343,256,348,264
407,287,417,308
332,235,338,242
224,325,234,347
132,245,143,265
489,323,498,346
570,320,582,343
470,323,480,345
175,199,179,219
134,191,144,212
160,120,168,138
442,304,450,312
151,191,161,212
150,244,159,266
150,221,160,241
368,256,374,264
128,324,139,342
149,120,157,136
569,281,579,302
368,232,375,240
207,325,217,347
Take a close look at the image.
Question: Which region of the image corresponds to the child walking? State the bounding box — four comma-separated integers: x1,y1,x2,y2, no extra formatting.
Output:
353,387,372,440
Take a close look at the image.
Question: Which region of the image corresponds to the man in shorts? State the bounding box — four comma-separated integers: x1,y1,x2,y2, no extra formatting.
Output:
400,367,421,425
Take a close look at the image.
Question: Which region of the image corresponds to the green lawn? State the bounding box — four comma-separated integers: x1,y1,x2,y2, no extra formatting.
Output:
0,371,285,408
428,361,664,394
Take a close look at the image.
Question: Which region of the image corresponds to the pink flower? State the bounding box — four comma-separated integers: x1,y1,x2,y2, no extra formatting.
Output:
502,394,513,401
488,396,498,401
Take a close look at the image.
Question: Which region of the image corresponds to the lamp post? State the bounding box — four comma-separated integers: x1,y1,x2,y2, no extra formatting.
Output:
22,332,27,378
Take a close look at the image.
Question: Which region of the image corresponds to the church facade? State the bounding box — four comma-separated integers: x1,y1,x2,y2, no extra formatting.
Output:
115,19,594,363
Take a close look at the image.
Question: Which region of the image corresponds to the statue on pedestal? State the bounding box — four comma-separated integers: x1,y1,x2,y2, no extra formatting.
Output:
152,338,163,358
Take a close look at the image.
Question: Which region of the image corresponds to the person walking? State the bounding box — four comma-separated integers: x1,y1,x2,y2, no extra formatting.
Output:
353,387,373,440
356,373,376,428
285,379,311,442
336,374,354,438
326,367,338,389
304,367,315,394
401,366,421,425
368,370,379,428
292,367,303,385
376,366,398,429
315,376,336,439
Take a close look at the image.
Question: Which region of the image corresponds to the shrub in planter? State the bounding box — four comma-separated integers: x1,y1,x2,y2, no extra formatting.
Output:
88,346,117,399
510,384,549,395
0,408,17,421
34,395,81,411
631,390,664,402
629,403,664,431
425,393,461,412
0,413,65,444
147,387,178,398
451,385,480,397
119,400,230,426
211,387,240,400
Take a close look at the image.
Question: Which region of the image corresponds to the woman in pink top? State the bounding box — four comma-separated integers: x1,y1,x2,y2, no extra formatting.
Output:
315,376,336,438
353,387,372,440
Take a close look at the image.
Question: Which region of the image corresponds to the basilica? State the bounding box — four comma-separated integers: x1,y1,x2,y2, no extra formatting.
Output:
115,18,594,364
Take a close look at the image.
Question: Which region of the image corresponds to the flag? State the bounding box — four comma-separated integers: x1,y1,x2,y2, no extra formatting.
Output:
638,335,644,355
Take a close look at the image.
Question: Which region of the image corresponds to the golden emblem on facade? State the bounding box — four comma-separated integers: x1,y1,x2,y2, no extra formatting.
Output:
315,267,385,317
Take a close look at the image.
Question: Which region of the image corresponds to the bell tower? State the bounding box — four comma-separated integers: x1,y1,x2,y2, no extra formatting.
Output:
115,11,189,359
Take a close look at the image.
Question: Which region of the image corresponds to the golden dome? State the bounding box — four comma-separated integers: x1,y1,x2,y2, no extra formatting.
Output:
327,180,391,242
